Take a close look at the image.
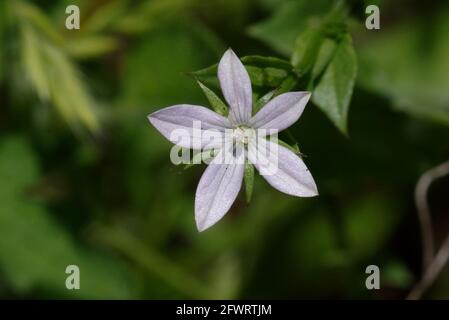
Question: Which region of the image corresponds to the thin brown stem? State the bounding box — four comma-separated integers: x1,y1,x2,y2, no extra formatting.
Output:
407,158,449,299
407,233,449,300
415,173,434,270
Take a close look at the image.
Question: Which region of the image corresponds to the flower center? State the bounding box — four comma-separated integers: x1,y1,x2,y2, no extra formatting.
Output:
233,125,254,145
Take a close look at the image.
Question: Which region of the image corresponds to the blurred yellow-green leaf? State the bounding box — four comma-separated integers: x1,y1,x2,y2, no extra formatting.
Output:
63,35,120,59
18,3,100,135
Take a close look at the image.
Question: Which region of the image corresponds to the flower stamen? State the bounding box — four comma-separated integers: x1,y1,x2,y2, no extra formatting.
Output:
233,125,255,146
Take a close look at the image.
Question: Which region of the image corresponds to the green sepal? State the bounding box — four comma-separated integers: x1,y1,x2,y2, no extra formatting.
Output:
277,139,301,155
244,161,255,204
253,89,276,113
197,81,228,116
184,149,217,170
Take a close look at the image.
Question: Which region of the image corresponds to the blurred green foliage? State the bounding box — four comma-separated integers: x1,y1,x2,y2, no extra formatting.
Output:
1,0,449,299
358,4,449,125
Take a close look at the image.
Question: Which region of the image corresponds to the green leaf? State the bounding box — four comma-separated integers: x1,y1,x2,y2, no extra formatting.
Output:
291,27,325,77
276,75,298,95
21,24,50,101
0,137,132,298
191,55,294,93
243,57,293,86
20,24,100,135
244,162,255,203
13,1,63,44
246,65,289,88
241,55,292,71
197,81,228,116
312,34,357,134
311,38,338,82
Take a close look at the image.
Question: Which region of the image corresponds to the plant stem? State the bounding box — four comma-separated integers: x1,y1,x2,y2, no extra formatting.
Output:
408,158,449,299
407,233,449,300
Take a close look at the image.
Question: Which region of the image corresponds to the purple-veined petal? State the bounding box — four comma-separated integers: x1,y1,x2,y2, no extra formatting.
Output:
248,137,318,197
218,49,252,125
148,105,231,150
249,92,311,132
195,149,244,231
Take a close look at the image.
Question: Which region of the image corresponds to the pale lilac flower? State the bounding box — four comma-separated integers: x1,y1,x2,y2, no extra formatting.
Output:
148,49,318,232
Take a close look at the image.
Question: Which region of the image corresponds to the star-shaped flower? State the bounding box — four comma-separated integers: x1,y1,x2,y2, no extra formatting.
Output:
148,49,318,231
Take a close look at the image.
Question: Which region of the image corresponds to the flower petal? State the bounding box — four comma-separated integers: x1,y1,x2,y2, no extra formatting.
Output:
249,92,311,132
195,150,244,232
248,137,318,197
148,105,231,150
218,49,252,124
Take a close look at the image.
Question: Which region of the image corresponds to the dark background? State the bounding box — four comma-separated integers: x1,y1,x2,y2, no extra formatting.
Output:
1,0,449,299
